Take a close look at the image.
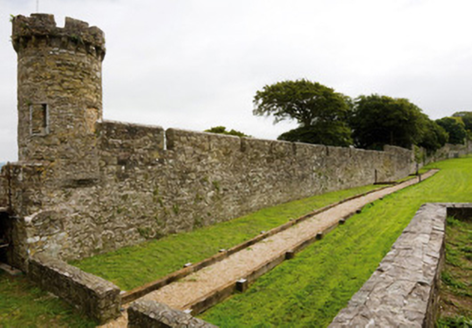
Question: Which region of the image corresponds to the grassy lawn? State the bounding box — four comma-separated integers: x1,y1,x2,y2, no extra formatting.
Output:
437,217,472,327
0,271,96,327
200,156,472,327
0,160,459,327
72,184,384,291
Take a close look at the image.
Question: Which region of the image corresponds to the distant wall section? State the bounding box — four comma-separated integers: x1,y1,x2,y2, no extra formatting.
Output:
418,142,472,166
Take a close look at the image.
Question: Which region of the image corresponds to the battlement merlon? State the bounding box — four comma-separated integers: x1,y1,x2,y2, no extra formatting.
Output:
12,14,105,60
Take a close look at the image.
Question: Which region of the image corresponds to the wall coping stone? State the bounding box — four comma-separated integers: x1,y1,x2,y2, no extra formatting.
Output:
100,119,165,131
329,203,472,328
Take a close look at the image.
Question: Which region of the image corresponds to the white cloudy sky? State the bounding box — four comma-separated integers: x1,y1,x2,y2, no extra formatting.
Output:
0,0,471,161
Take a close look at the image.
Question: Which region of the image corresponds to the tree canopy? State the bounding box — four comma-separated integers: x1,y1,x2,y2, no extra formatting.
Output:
204,126,250,138
253,79,352,146
453,111,472,137
350,95,425,150
252,79,470,152
436,117,467,144
277,122,352,146
417,115,448,153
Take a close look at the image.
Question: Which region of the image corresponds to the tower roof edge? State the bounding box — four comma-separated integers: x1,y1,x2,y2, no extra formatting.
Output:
12,14,105,56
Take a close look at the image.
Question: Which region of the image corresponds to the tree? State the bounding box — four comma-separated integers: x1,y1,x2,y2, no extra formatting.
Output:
417,115,448,153
205,126,250,138
350,94,425,150
253,79,352,146
436,117,467,144
453,111,472,137
277,123,352,146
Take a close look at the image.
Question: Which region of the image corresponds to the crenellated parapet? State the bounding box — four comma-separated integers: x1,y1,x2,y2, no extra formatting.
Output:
12,14,105,60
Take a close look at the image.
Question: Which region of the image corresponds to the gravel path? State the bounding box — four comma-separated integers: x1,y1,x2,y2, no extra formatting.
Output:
101,170,438,327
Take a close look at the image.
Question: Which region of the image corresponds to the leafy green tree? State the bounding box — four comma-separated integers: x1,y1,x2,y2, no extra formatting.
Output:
277,123,352,146
435,117,467,144
453,111,472,137
350,94,425,150
205,126,250,138
417,114,448,153
253,79,352,146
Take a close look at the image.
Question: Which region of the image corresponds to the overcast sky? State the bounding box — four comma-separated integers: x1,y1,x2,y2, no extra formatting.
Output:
1,0,471,161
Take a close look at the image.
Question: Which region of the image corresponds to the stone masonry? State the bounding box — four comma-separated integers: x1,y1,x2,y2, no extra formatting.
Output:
0,14,468,271
28,252,121,324
329,203,455,328
128,300,217,328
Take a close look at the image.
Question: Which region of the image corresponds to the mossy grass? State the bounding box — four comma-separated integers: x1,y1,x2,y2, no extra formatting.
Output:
200,156,472,327
436,217,472,326
72,184,384,291
0,271,97,327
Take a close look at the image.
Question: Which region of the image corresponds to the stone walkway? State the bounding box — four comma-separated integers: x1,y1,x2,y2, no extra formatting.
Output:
101,170,438,327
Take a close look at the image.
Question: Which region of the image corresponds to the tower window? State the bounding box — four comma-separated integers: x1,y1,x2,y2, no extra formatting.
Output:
85,107,99,133
30,103,48,135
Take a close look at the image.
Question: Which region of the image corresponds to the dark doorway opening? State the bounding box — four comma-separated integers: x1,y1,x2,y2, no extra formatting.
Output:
0,210,9,263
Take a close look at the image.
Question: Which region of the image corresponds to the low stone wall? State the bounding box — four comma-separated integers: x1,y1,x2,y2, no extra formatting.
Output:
329,203,471,327
128,300,217,328
28,253,121,324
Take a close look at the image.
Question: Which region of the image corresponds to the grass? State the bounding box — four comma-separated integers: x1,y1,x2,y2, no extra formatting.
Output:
0,271,97,327
72,184,383,291
200,156,472,327
0,159,463,326
437,216,472,327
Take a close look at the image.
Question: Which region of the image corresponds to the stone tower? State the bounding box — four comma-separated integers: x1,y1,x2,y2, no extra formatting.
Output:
12,14,105,177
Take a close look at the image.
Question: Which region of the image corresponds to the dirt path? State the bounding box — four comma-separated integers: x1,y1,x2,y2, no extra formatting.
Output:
101,170,438,327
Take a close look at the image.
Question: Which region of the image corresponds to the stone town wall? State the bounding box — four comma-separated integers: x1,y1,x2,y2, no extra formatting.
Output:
417,142,472,167
28,252,121,324
4,120,416,270
329,203,450,327
4,14,469,272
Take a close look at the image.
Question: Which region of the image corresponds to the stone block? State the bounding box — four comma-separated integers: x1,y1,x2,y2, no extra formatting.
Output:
128,300,217,328
285,250,295,260
236,278,248,292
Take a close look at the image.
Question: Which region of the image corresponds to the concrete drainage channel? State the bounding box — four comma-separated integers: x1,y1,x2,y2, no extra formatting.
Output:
16,170,448,327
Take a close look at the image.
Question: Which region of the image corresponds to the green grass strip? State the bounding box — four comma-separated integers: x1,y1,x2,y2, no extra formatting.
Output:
200,156,472,327
0,271,96,327
72,184,384,291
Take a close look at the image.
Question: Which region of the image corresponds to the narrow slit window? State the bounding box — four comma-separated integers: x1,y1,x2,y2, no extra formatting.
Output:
85,107,99,133
31,103,48,135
